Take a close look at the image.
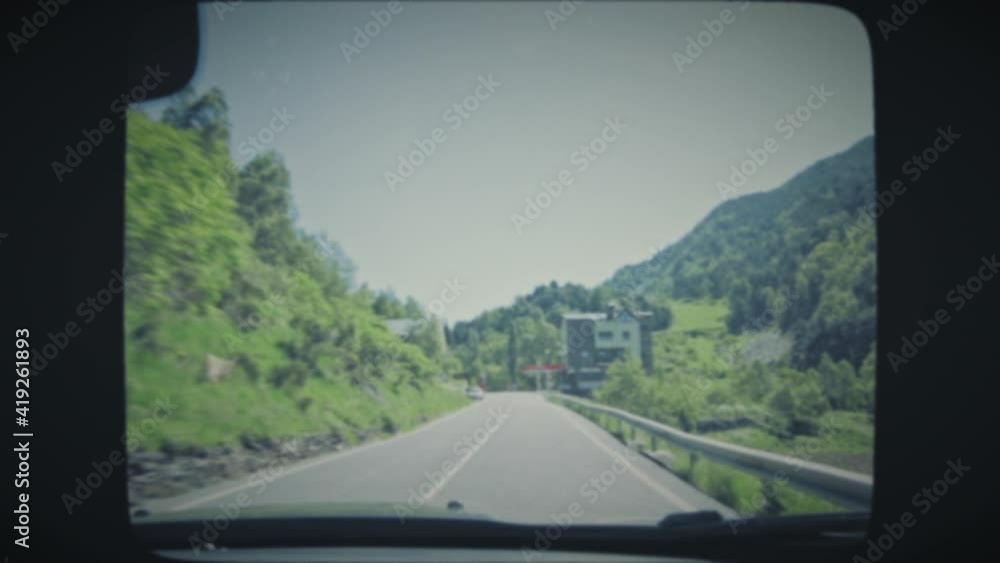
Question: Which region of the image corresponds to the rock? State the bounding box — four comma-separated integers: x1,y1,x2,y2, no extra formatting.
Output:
128,428,371,503
205,354,237,383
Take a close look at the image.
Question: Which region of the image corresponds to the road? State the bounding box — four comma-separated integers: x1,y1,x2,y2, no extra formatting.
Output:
145,392,735,525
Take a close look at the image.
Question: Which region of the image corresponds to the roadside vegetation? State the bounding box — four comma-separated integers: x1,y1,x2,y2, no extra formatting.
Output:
126,87,875,516
450,138,877,515
579,298,873,516
126,89,466,452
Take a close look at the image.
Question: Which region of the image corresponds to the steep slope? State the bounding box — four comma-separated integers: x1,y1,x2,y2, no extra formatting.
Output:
607,136,875,368
125,108,465,452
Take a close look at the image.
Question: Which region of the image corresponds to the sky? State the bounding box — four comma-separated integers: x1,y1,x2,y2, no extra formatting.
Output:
140,1,873,323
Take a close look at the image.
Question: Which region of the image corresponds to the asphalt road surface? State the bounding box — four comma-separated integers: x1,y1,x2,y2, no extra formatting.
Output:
145,392,735,525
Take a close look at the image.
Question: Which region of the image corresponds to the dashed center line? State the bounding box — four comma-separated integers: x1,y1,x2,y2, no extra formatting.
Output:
166,401,481,512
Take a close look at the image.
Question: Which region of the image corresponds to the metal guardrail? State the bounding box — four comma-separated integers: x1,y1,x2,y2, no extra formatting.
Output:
546,393,873,510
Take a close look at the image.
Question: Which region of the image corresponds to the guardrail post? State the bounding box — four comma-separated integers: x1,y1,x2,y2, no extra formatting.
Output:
543,392,873,508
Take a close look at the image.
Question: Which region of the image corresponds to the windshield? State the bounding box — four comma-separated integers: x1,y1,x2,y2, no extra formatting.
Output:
125,0,874,543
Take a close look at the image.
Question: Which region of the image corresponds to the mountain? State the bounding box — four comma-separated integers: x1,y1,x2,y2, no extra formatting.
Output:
124,93,466,451
606,136,876,369
450,136,876,406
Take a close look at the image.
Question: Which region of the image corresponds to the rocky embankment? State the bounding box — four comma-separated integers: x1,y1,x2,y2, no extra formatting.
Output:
128,429,377,503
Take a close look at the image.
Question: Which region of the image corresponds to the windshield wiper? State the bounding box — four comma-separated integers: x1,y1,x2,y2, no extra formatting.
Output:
655,510,869,540
135,510,871,561
658,509,725,529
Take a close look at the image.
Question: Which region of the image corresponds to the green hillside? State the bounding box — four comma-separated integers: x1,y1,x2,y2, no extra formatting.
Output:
609,137,876,369
596,137,876,446
125,91,465,451
451,136,876,464
446,137,876,515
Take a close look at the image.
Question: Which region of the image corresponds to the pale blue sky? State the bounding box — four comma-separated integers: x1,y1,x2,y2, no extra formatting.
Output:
141,1,873,322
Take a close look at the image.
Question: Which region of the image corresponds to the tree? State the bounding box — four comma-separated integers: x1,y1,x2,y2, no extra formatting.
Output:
512,317,560,365
817,353,859,410
410,322,444,363
623,294,673,331
404,297,425,320
597,355,646,411
507,323,519,384
235,153,298,267
161,86,231,149
313,231,357,289
373,291,404,318
857,347,876,416
769,387,797,419
793,369,830,418
648,302,673,331
458,328,482,379
726,279,753,333
768,368,830,434
126,94,470,455
735,362,774,403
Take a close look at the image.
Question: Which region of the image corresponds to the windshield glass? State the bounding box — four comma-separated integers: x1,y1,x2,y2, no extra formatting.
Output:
125,0,874,537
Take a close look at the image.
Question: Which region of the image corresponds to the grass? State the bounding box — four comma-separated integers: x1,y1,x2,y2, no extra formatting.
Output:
654,299,736,381
126,307,469,451
580,407,848,516
650,300,874,470
654,299,789,377
661,299,730,334
708,411,874,475
576,298,875,514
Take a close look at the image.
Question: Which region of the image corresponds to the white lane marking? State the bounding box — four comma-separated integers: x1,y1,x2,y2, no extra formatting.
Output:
424,398,513,502
421,440,479,503
553,404,696,511
166,401,482,512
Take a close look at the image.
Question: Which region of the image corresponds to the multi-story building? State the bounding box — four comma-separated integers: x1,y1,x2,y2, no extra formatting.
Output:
558,304,653,394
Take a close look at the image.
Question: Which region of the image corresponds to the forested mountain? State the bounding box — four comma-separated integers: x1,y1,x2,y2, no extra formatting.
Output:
607,136,875,369
453,137,874,380
125,89,464,450
450,137,876,473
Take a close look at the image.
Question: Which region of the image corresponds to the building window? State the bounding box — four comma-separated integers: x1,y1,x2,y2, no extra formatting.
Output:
597,331,613,339
622,331,630,339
